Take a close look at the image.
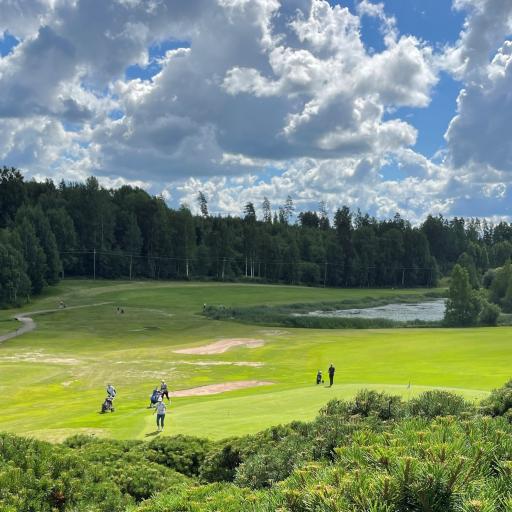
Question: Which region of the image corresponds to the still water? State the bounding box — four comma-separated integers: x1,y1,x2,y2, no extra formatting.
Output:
299,299,446,322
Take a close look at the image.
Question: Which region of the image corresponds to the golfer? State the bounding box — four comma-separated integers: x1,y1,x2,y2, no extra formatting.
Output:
154,396,167,432
328,364,335,387
160,380,170,401
106,383,116,398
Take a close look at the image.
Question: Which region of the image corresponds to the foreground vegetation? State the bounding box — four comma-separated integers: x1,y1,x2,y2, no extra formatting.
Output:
2,382,512,511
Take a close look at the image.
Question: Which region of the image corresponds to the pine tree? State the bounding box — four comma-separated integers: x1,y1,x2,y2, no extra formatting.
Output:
262,197,272,223
13,218,47,294
197,192,209,218
0,234,31,305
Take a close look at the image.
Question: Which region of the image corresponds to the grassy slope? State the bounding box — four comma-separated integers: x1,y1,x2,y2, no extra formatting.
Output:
0,280,508,441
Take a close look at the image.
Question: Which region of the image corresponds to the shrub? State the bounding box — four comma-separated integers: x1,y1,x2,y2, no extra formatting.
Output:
0,433,130,511
133,482,264,512
235,433,312,489
145,435,212,476
199,439,245,483
481,380,512,420
274,417,512,512
62,436,190,502
407,390,471,418
350,390,405,420
478,299,501,326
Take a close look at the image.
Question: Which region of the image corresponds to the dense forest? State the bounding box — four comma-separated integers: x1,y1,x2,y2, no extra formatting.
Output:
2,165,512,306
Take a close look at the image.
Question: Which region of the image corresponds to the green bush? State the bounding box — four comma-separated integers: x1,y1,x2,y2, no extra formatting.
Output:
481,380,512,420
199,438,245,483
407,390,471,418
133,482,265,512
62,436,191,502
478,299,501,326
0,433,130,511
319,390,405,421
145,435,212,476
235,433,312,489
135,416,512,512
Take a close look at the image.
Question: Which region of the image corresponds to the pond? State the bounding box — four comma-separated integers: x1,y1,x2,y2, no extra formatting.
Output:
296,299,446,323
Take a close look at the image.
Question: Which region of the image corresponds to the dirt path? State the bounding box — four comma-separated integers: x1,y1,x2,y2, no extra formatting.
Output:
0,302,113,344
172,380,274,397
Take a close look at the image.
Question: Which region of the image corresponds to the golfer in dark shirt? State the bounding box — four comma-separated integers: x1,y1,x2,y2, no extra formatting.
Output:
328,364,335,387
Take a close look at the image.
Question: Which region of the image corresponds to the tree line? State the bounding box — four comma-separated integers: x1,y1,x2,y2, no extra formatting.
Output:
2,165,512,306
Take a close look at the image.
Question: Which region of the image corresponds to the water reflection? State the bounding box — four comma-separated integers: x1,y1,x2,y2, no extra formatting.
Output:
299,299,446,322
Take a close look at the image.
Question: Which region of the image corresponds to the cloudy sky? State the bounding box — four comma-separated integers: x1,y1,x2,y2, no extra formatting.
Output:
1,0,512,220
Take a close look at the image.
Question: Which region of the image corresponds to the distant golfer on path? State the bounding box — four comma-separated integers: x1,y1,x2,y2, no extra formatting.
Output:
328,364,335,387
154,396,167,432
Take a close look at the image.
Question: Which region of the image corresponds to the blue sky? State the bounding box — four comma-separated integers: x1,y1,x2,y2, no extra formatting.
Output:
1,0,512,220
0,31,19,57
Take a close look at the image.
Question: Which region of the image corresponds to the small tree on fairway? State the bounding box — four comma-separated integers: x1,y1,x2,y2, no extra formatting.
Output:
444,264,481,326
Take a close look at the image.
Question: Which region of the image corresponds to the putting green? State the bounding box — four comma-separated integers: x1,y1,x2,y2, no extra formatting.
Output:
0,280,508,442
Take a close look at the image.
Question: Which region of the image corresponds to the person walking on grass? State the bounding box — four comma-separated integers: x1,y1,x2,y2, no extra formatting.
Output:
106,383,116,398
160,380,170,401
154,396,167,432
328,364,335,387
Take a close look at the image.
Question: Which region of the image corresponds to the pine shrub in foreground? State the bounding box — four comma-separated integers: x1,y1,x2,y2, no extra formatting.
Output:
5,384,512,511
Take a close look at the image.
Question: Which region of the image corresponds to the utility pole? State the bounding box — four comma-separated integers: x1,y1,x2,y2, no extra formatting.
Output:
93,248,96,280
222,257,226,280
324,261,328,287
129,255,133,281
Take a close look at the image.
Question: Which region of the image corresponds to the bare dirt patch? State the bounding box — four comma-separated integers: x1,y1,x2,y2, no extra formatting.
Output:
172,380,273,397
174,338,265,355
0,352,80,365
259,329,289,336
179,360,264,367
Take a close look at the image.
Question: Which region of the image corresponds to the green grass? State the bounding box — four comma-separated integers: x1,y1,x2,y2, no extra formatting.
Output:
0,280,509,442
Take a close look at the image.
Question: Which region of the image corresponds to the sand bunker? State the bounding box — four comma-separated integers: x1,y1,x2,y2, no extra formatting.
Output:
172,380,273,397
174,338,265,355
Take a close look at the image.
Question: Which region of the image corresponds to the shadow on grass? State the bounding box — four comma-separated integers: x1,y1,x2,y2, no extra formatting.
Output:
145,430,160,437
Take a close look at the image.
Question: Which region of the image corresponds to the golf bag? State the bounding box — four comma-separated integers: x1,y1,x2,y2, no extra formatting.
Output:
149,389,161,407
101,396,115,413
